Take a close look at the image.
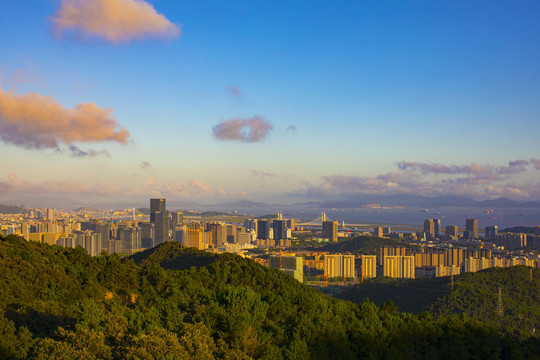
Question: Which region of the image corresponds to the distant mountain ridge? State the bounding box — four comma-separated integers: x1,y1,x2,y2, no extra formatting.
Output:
205,196,540,210
0,204,23,214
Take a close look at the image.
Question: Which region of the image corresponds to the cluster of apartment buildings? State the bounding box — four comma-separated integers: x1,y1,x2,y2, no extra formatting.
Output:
378,245,540,278
0,199,304,256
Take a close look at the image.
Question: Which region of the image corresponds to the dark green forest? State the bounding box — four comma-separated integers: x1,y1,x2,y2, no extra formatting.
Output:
339,267,539,336
308,235,407,255
0,234,538,359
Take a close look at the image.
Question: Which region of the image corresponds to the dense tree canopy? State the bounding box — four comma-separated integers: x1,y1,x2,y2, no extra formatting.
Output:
0,234,538,359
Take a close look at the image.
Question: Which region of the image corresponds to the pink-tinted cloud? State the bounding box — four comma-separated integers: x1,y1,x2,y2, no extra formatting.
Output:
212,116,273,143
295,158,540,200
530,158,540,170
52,0,181,43
0,86,130,151
227,86,242,96
398,159,531,179
496,160,528,175
397,161,491,175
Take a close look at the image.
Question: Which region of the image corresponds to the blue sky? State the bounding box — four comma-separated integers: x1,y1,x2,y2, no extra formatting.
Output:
1,0,540,208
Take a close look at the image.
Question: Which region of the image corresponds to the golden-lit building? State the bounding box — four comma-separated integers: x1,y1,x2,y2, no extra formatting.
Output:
383,255,415,279
287,219,296,231
324,254,355,278
372,226,383,238
360,255,377,279
435,265,461,277
269,255,303,282
464,257,492,273
423,219,435,239
379,246,408,265
184,228,204,250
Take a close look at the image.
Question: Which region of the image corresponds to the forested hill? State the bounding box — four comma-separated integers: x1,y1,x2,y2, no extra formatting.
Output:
310,235,406,254
429,266,540,335
0,235,538,359
339,266,540,335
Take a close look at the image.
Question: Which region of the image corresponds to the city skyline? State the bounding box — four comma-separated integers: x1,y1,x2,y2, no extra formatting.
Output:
2,1,540,208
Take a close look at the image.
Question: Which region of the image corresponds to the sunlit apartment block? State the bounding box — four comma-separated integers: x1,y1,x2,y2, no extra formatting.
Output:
383,255,415,279
360,255,377,279
324,254,355,278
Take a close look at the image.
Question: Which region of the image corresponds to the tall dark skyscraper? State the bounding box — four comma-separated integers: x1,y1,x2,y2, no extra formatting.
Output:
273,219,287,242
485,225,498,240
150,198,166,219
465,218,478,239
257,220,270,240
423,219,435,239
140,222,155,248
433,219,441,238
322,220,338,242
150,198,169,245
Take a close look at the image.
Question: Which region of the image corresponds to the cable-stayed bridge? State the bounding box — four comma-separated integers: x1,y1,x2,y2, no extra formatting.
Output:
296,212,334,227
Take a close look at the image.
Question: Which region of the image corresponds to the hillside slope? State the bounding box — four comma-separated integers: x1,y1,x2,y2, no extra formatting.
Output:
0,235,538,359
339,267,540,335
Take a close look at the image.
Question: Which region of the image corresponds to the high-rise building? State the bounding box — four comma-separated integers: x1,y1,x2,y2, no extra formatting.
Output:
485,225,498,240
324,254,355,278
107,239,123,254
150,198,166,213
237,230,253,245
150,198,169,245
360,255,377,279
435,265,460,277
226,224,237,243
244,219,257,232
433,219,441,238
373,226,383,238
171,211,184,233
424,219,435,239
140,222,154,248
269,256,303,282
494,233,527,249
206,222,226,247
286,219,295,231
379,246,408,266
445,225,458,239
464,257,492,273
322,221,338,242
273,219,287,242
383,256,415,279
444,248,463,267
47,208,56,221
257,220,270,240
96,223,112,243
465,218,478,239
120,227,141,254
184,228,204,249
